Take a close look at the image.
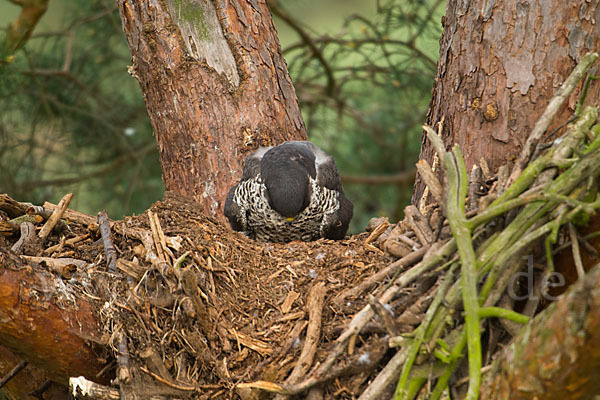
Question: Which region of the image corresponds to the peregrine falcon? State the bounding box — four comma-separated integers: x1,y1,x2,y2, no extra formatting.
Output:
224,141,353,243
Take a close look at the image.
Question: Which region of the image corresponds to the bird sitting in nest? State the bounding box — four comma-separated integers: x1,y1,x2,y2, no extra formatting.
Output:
224,141,353,243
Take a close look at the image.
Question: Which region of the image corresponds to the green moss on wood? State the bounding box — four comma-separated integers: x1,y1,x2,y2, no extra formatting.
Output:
173,0,208,39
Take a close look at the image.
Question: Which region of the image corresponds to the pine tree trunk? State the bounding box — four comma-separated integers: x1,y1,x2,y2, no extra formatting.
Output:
117,0,307,220
413,0,600,206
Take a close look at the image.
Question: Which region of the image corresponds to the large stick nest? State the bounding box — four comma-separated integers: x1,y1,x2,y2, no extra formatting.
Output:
1,190,424,398
2,53,600,400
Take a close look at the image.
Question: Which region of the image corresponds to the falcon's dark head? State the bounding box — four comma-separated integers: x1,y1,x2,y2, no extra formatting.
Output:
261,142,316,218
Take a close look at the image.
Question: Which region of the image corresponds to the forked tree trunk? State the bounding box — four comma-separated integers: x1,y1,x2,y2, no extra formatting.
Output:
413,0,600,206
117,0,307,220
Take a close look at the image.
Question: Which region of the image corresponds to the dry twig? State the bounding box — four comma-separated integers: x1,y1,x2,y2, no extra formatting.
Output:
10,222,36,254
416,159,444,205
98,210,117,272
38,193,72,239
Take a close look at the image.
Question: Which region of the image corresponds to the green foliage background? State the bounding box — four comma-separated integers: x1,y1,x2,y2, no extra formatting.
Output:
0,0,442,233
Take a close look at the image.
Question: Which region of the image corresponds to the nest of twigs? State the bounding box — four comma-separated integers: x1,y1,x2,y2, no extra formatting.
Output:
2,53,600,400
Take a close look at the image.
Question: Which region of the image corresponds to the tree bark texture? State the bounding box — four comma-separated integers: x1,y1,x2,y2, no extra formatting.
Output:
0,252,105,385
413,0,600,206
480,263,600,399
117,0,307,220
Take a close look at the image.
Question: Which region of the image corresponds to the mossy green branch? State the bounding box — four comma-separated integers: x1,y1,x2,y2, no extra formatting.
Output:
494,106,598,206
480,187,600,308
445,145,482,400
575,74,600,116
584,124,600,154
430,329,467,400
423,124,447,159
478,108,598,272
394,263,458,399
468,194,542,229
478,307,529,324
545,207,571,271
404,377,427,399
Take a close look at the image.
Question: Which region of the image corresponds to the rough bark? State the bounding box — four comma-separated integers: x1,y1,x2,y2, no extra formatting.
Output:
480,263,600,399
413,0,600,206
0,252,105,385
117,0,307,221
